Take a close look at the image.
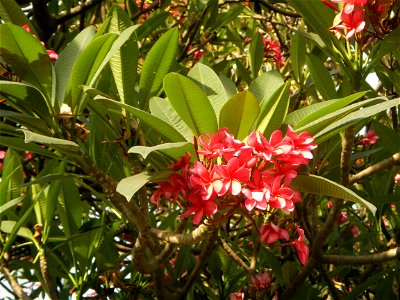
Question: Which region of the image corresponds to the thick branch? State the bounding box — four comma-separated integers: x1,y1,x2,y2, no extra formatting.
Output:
323,248,400,265
350,151,400,184
150,222,215,245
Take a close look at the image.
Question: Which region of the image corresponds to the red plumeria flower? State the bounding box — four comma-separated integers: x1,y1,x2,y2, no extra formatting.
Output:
250,272,271,290
230,292,245,300
330,0,367,14
181,192,217,224
259,223,289,244
286,225,310,265
359,130,379,145
213,157,251,196
394,174,400,184
332,9,366,39
242,169,270,211
189,161,216,200
47,50,59,61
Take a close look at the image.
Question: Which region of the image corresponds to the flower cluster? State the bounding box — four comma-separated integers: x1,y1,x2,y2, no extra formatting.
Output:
323,0,400,40
152,127,316,223
21,25,58,61
262,36,284,68
151,127,316,265
245,34,284,68
358,129,379,145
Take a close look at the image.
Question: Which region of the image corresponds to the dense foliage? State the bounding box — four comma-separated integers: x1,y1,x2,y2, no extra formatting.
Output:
0,0,399,299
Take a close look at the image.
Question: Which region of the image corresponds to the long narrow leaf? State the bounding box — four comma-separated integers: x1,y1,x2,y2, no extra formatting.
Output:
164,73,218,136
292,174,376,214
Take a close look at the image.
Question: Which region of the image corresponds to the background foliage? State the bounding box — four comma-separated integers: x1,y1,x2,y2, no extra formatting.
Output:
0,0,399,299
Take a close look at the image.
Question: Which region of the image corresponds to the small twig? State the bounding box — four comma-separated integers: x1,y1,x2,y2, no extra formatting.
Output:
0,259,30,300
349,151,400,184
218,237,252,274
322,247,400,265
56,0,103,24
257,0,301,17
177,232,218,299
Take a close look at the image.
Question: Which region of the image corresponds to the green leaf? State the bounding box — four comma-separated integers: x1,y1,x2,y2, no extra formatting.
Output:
295,97,384,138
306,54,337,100
285,91,367,128
128,142,193,160
219,91,259,140
96,96,186,142
149,97,193,142
290,31,307,83
249,70,284,104
0,149,23,206
314,97,400,142
67,33,118,112
58,179,82,237
0,81,51,122
107,4,132,32
0,196,25,218
0,220,34,241
164,73,218,136
139,28,179,109
188,63,235,120
136,10,169,40
110,33,139,106
0,136,60,159
55,26,96,105
117,172,152,201
0,0,35,34
20,129,79,148
249,32,264,78
292,174,376,214
0,23,52,101
0,109,50,135
255,82,290,136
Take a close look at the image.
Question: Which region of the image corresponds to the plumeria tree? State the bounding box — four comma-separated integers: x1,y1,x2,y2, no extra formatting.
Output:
0,0,399,299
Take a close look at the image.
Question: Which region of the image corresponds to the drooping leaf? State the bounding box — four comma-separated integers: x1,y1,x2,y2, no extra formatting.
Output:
285,91,367,128
0,109,50,135
164,73,218,136
128,142,194,160
136,10,169,40
0,23,52,101
219,91,260,140
314,97,400,142
0,81,52,123
0,136,60,159
292,174,376,214
95,96,186,142
20,129,79,148
0,149,23,206
117,172,152,201
139,28,179,109
0,0,35,33
294,97,385,138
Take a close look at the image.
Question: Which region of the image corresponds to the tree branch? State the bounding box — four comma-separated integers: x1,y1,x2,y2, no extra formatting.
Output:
257,0,301,17
0,259,30,300
349,151,400,184
56,0,103,24
150,222,215,245
323,247,400,265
